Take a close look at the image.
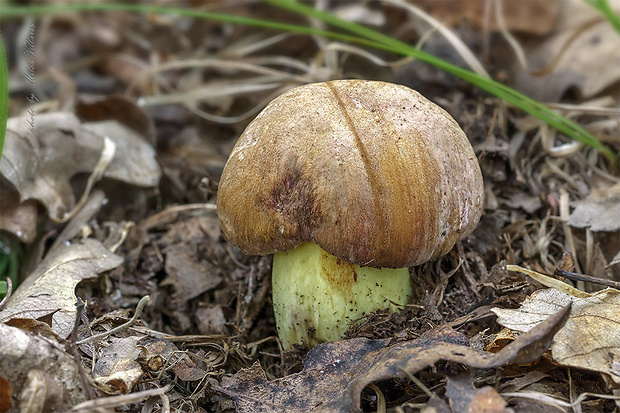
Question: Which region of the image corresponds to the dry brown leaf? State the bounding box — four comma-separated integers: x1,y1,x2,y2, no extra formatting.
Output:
0,239,123,338
447,375,514,413
568,182,620,232
5,318,62,342
142,338,209,382
416,0,559,35
196,305,228,335
610,250,620,268
470,386,514,413
511,0,620,100
162,245,222,304
93,337,144,394
215,305,570,412
18,369,67,413
0,323,85,411
492,287,620,382
0,375,11,413
498,370,550,394
0,180,37,243
1,112,160,222
76,94,156,145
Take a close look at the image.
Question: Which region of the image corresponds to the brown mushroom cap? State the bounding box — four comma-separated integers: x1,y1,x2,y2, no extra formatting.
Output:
217,80,483,268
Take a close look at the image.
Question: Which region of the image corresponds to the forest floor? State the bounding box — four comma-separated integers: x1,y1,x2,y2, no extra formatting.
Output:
1,1,619,412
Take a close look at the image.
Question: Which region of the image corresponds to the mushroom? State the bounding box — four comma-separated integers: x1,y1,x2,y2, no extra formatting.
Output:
217,80,483,349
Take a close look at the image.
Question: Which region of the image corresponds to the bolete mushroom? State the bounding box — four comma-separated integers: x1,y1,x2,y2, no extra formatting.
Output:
217,80,483,349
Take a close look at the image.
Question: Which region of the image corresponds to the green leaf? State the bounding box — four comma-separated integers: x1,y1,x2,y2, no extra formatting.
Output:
0,35,8,159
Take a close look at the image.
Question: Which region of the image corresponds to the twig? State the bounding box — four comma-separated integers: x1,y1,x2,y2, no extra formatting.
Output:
76,295,150,345
70,298,97,400
554,268,620,289
399,367,434,399
72,385,171,412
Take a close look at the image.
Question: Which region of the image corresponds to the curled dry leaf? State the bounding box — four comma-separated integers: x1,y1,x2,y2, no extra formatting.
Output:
0,238,123,339
215,304,569,413
492,287,620,383
93,337,144,394
0,323,85,411
18,369,67,413
0,112,160,223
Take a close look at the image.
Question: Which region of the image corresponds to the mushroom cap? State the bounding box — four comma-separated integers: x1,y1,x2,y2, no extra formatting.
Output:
217,80,484,268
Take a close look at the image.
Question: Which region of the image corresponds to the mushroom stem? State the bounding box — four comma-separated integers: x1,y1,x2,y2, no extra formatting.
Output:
272,242,413,349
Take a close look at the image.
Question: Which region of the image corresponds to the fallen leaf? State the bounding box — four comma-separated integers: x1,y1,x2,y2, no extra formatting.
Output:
0,323,85,410
76,94,156,145
610,250,620,268
196,305,228,335
511,0,620,101
163,245,222,304
423,395,451,413
484,328,516,353
568,182,620,232
446,374,479,413
504,193,542,214
18,369,66,413
0,376,11,413
470,386,513,413
215,305,570,412
0,238,123,338
5,318,62,342
142,338,209,381
446,374,514,413
498,370,550,394
0,179,37,243
93,337,144,394
82,120,161,187
416,0,559,35
1,112,160,222
492,287,620,383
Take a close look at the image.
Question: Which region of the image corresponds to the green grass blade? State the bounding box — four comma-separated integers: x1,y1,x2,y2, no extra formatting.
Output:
0,34,8,160
265,0,617,162
0,3,359,42
0,2,616,161
585,0,620,35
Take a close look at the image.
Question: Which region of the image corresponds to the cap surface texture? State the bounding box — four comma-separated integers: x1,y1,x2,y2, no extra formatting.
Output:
217,80,483,268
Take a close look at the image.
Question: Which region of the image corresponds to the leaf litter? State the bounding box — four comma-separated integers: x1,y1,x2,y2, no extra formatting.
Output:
493,265,620,384
216,304,570,413
1,1,620,412
0,238,122,339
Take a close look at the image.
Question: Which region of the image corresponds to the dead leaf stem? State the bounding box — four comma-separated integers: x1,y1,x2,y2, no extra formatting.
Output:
76,295,150,345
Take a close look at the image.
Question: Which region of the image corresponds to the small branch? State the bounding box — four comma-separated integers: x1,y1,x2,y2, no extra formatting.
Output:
72,385,171,412
554,268,620,289
70,298,97,400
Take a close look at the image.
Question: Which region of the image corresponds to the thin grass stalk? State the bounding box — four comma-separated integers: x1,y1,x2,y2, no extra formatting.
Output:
0,1,616,162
